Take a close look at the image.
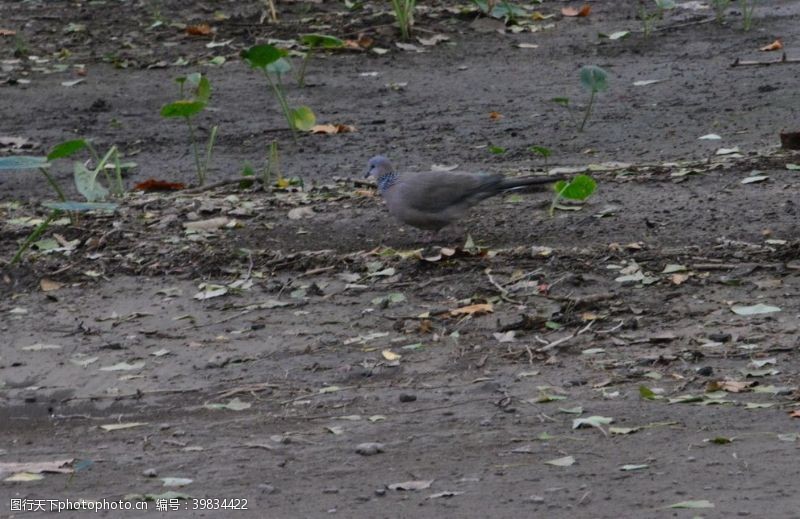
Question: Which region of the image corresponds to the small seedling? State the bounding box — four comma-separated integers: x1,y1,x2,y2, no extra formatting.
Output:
160,73,218,185
263,140,280,187
639,0,675,37
391,0,417,40
740,0,755,31
711,0,731,23
298,34,344,87
530,146,552,169
242,44,316,141
578,65,608,132
488,145,507,155
549,174,597,216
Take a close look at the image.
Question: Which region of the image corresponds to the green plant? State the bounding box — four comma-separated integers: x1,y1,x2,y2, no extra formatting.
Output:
530,146,552,169
549,174,597,216
711,0,731,23
578,65,608,132
263,141,280,186
740,0,755,30
391,0,417,40
298,34,344,87
242,44,316,141
639,0,675,37
160,73,218,185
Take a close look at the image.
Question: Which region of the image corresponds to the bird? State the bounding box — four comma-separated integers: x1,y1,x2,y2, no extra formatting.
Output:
364,155,563,233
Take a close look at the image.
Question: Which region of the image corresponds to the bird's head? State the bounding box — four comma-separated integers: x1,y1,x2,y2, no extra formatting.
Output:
365,155,393,179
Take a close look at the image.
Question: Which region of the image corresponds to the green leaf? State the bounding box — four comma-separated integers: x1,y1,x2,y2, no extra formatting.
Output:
47,139,87,161
290,106,316,131
0,155,49,170
530,146,551,158
553,174,597,201
184,73,211,103
42,201,117,212
266,57,292,76
242,44,287,68
160,100,206,118
301,34,344,49
666,500,714,509
655,0,676,9
639,385,659,400
572,415,614,430
74,163,109,202
488,145,506,155
551,97,570,107
620,464,648,471
579,65,609,93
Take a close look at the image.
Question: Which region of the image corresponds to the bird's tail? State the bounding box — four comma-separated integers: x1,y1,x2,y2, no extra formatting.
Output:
498,175,564,191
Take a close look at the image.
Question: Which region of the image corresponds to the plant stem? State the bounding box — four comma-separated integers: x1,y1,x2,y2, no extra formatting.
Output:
39,168,66,201
548,185,568,217
11,210,61,265
185,117,204,185
298,49,313,88
579,89,596,132
263,70,297,141
112,148,124,196
203,125,219,183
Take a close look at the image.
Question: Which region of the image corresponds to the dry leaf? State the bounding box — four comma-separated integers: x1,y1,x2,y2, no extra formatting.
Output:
186,24,213,36
135,178,186,191
0,459,74,475
0,28,16,36
489,111,503,121
450,303,493,316
382,349,401,361
562,4,591,17
789,410,800,418
668,273,690,285
760,39,783,52
344,36,373,50
310,124,357,134
707,379,754,393
40,278,64,292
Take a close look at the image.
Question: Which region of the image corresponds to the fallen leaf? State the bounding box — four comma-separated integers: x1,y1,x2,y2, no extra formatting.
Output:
204,398,251,411
417,34,449,46
183,217,230,231
21,343,62,351
788,410,800,418
287,207,314,220
450,303,493,316
707,379,754,393
731,303,781,316
545,455,575,467
162,477,193,487
698,133,722,140
100,422,148,432
666,500,714,509
572,416,614,430
516,43,539,49
135,179,185,191
489,111,503,120
99,361,145,371
620,464,648,471
0,28,17,36
760,39,783,51
344,36,373,50
382,349,401,361
0,459,74,475
668,273,690,285
427,491,463,499
186,24,213,36
39,278,64,292
310,124,356,134
4,472,44,482
61,79,84,87
562,4,591,17
388,480,434,491
633,79,665,86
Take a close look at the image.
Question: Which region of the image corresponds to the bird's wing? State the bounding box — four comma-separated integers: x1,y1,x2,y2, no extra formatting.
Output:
395,171,502,213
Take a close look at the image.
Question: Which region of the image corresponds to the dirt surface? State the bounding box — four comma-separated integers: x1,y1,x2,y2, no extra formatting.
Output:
3,1,800,518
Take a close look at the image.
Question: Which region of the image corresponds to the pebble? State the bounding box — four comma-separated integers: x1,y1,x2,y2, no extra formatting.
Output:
355,442,385,456
697,366,714,376
142,468,158,478
398,393,416,403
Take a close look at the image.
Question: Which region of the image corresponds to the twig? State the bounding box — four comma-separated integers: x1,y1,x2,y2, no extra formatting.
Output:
485,268,522,304
732,53,800,67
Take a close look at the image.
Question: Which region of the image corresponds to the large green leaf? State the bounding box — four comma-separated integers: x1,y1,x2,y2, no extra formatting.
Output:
580,65,609,93
553,174,597,201
42,201,118,212
0,156,48,170
290,106,316,131
300,34,344,49
242,44,287,69
74,163,109,202
160,100,206,118
47,139,87,161
185,72,211,102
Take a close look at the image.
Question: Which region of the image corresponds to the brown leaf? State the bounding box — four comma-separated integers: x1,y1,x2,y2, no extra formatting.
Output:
310,124,357,134
489,111,503,121
707,379,754,393
40,278,64,292
789,409,800,418
450,303,493,317
134,179,186,191
0,28,16,36
562,4,591,17
668,273,690,285
759,39,783,52
186,24,213,36
344,36,373,50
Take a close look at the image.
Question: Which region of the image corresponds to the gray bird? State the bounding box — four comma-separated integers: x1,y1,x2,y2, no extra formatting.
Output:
364,155,562,232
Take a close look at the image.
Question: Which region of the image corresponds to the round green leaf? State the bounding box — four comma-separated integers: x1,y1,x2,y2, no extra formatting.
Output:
300,34,344,49
266,57,292,76
0,155,49,170
160,100,206,118
554,174,597,201
530,146,552,158
241,44,287,69
290,106,316,131
579,65,609,93
47,139,87,161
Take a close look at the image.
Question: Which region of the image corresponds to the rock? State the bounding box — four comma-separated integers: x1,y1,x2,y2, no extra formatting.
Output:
398,393,417,403
206,352,232,369
697,366,714,376
142,468,158,478
355,443,385,456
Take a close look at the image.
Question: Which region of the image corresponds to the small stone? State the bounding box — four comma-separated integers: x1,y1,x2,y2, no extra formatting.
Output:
398,393,417,403
323,488,339,494
142,468,158,478
159,423,171,430
258,484,277,494
708,332,732,342
355,442,385,456
525,495,545,503
697,366,714,376
374,488,386,497
206,352,232,369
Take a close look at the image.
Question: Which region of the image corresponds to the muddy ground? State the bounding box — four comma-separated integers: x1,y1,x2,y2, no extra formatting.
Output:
2,0,800,517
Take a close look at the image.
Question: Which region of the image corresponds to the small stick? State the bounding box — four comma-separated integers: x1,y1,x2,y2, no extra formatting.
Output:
731,53,800,67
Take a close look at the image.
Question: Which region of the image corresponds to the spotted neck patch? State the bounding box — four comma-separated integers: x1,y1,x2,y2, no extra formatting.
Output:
377,171,398,194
